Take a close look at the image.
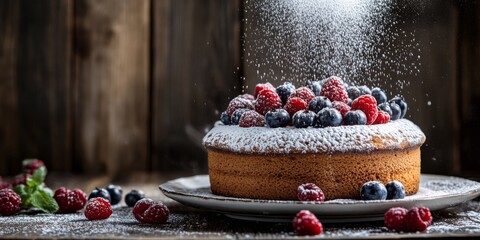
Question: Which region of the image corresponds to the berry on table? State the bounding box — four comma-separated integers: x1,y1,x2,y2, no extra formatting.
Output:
405,207,432,232
343,110,367,125
84,197,112,220
105,184,123,205
292,210,323,236
284,97,307,116
290,87,316,104
360,181,387,200
22,159,45,174
373,110,391,124
254,82,275,99
297,183,325,202
389,96,408,118
332,101,351,117
0,188,21,216
358,85,372,95
276,82,296,105
347,86,361,100
239,110,265,128
265,109,291,128
371,87,387,104
305,80,322,96
308,96,332,113
384,207,408,232
389,102,402,120
88,188,111,203
133,198,169,224
54,187,87,213
377,102,392,117
11,173,32,187
226,96,254,117
385,180,406,200
0,177,10,190
351,95,379,125
231,108,249,125
320,76,349,104
125,190,145,207
254,89,282,115
292,110,316,128
220,111,230,125
316,108,342,128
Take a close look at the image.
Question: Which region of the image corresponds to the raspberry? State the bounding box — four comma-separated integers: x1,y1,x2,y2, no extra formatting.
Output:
284,97,307,116
384,207,407,232
290,87,315,104
297,183,325,202
22,159,45,174
84,197,112,220
405,207,432,232
254,89,282,115
292,210,323,236
332,101,351,117
254,82,275,99
11,173,31,187
351,95,379,125
133,198,169,224
54,187,87,213
0,177,10,190
0,188,21,216
320,76,349,104
373,110,390,124
239,110,265,128
226,96,254,117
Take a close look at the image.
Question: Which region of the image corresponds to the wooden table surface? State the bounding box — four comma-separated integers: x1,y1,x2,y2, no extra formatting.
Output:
1,172,480,239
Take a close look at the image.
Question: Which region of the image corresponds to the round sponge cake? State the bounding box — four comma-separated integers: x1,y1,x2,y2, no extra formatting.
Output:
203,119,426,200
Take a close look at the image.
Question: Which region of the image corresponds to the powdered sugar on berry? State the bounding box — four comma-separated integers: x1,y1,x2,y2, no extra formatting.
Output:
203,119,425,154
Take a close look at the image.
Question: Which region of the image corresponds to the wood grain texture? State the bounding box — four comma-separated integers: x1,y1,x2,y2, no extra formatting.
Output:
152,0,242,173
73,0,150,176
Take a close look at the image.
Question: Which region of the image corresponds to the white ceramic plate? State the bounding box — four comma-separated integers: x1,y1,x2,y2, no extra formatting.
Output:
159,174,480,223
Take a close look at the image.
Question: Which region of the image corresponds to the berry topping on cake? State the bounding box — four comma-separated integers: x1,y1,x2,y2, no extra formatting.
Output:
125,190,145,207
316,108,342,128
284,97,307,116
231,108,250,125
389,96,408,118
265,109,291,128
343,110,367,125
308,96,332,113
358,85,372,95
292,110,316,128
293,210,323,236
377,102,393,117
373,110,391,124
320,76,349,104
384,207,408,232
0,188,21,216
305,80,322,96
297,183,325,202
239,110,265,128
254,82,275,99
389,102,402,120
239,93,255,101
133,198,169,224
332,101,351,117
220,111,230,125
360,181,387,200
347,86,361,100
371,87,387,104
276,82,296,105
226,96,254,117
54,187,87,213
291,87,316,104
22,159,45,174
88,188,111,203
385,180,406,200
105,184,123,205
351,95,379,124
84,197,112,220
254,89,283,115
405,207,432,232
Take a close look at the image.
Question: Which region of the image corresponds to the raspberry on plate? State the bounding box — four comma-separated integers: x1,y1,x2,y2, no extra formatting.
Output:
22,159,45,174
133,198,169,224
332,101,351,117
320,76,349,104
54,187,87,213
254,89,282,115
297,183,325,202
254,82,275,99
226,96,254,117
239,110,265,128
351,95,379,125
405,207,432,232
0,188,21,216
284,97,307,117
384,207,408,232
373,110,391,124
84,197,112,220
292,210,323,236
290,87,316,104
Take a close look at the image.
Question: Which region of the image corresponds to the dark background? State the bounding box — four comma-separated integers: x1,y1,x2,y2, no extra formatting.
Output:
0,0,478,179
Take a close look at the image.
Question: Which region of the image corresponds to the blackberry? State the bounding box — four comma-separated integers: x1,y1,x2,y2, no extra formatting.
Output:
265,109,291,128
343,110,367,125
316,108,342,128
292,110,316,128
308,96,332,113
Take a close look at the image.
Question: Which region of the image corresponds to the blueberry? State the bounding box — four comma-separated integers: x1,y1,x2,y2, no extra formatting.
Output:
231,108,249,125
305,80,322,96
276,82,296,105
89,188,111,202
389,97,407,118
220,111,230,125
378,103,393,116
105,184,123,205
125,190,145,207
348,98,353,106
343,110,367,125
360,181,387,200
308,96,332,113
265,109,291,128
347,86,361,100
316,108,342,128
371,87,387,104
292,110,316,128
385,180,406,200
389,102,402,120
358,85,372,95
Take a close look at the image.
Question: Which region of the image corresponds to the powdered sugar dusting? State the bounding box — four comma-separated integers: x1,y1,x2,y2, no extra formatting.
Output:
203,119,425,154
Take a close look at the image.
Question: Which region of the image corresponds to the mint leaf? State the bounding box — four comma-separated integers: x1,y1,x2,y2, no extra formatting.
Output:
40,186,54,197
26,178,39,188
22,158,37,167
13,184,30,207
30,189,59,213
31,166,47,184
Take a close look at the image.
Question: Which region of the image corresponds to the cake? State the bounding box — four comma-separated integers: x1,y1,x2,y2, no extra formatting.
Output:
203,78,426,200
